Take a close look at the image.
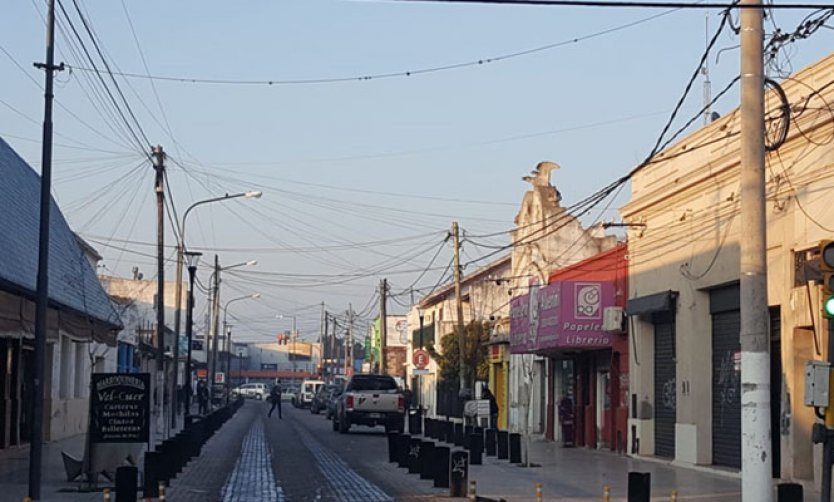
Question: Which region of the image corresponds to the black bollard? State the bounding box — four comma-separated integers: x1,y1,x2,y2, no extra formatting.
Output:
509,433,522,463
497,430,509,460
387,432,399,463
463,425,474,449
397,434,411,468
777,483,803,502
453,422,464,446
444,421,455,444
485,429,497,456
408,438,422,474
419,441,435,480
627,472,651,502
115,465,138,502
409,411,423,435
427,418,436,438
448,450,469,498
474,427,485,449
469,433,483,465
142,451,160,498
433,445,451,488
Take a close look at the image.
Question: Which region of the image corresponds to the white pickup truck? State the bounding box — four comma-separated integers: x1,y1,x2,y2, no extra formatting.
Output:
333,374,405,434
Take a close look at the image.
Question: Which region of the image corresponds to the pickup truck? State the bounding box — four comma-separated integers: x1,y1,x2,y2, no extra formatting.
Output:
333,374,405,434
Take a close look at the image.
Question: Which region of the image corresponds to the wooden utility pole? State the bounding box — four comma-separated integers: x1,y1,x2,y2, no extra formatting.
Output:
739,0,771,500
379,279,388,375
29,0,63,496
209,255,221,404
452,221,466,394
153,145,167,438
319,302,325,378
347,306,354,377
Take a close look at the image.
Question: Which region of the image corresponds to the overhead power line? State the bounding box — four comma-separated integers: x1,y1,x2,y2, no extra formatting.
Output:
397,0,834,9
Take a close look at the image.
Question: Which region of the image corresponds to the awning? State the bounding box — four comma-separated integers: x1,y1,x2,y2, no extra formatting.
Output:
626,290,678,317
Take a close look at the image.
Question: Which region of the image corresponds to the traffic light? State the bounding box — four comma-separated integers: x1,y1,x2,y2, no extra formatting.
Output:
820,240,834,317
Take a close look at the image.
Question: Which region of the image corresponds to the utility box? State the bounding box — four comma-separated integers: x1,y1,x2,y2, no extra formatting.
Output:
805,360,830,407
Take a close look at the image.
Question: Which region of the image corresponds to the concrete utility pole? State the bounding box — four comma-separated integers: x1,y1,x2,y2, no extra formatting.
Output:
452,221,466,394
153,145,167,438
347,306,354,377
739,0,772,500
320,302,325,378
209,255,221,404
379,279,389,375
29,0,63,496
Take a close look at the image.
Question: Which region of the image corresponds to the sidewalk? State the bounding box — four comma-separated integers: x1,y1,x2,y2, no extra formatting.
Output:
0,408,193,502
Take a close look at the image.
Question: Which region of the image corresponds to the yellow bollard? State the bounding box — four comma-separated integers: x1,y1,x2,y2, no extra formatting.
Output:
671,489,678,501
603,484,611,502
103,487,111,502
468,480,477,501
158,481,166,501
535,482,543,502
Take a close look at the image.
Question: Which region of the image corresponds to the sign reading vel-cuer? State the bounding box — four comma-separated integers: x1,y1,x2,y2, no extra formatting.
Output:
90,372,150,443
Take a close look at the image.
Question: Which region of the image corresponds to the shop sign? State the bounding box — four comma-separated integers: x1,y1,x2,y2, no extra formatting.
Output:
510,281,616,353
90,373,150,443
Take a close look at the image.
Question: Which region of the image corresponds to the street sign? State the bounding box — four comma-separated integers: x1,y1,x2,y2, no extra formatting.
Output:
215,372,225,384
413,349,430,370
413,368,430,375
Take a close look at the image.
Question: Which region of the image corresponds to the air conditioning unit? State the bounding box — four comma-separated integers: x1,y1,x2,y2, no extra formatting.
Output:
602,307,624,333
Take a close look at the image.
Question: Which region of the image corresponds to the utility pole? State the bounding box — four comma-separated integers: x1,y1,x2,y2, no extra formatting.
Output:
153,145,167,438
323,312,329,382
172,244,184,430
209,255,221,406
452,221,466,395
379,279,388,375
347,305,354,377
29,0,63,496
331,315,338,380
739,0,771,500
320,302,325,378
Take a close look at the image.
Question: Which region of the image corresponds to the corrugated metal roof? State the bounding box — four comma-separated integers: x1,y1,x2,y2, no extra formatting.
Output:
0,137,121,330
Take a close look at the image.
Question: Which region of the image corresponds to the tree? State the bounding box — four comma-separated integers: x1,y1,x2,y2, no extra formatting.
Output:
427,320,489,389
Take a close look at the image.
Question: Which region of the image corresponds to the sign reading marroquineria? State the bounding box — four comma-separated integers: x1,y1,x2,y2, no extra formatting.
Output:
510,281,615,353
90,372,150,443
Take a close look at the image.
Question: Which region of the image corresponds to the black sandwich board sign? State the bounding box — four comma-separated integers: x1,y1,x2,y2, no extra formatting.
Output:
90,373,150,443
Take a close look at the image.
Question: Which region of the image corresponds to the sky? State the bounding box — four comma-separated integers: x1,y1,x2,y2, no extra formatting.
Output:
2,0,833,344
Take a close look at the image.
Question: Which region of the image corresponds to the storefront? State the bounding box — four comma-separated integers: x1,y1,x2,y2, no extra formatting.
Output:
510,244,629,451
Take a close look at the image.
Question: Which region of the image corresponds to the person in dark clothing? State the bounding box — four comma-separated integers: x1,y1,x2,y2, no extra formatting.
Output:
482,386,499,429
268,380,283,419
197,379,209,415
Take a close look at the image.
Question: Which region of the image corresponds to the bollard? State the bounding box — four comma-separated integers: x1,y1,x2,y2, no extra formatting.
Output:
142,451,160,498
420,441,436,480
497,430,509,460
449,450,469,498
469,433,483,465
158,481,166,501
397,434,411,468
433,445,451,488
387,432,399,463
627,472,651,502
509,433,522,463
485,428,497,456
453,422,464,447
115,465,139,502
408,438,422,474
103,488,111,502
463,425,474,450
604,485,610,502
670,489,678,502
777,483,803,502
535,482,543,502
468,480,477,501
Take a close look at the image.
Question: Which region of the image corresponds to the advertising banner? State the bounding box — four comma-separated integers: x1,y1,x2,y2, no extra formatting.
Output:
90,372,150,443
509,281,616,353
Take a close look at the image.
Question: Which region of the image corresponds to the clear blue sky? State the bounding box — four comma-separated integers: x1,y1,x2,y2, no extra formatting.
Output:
2,0,832,342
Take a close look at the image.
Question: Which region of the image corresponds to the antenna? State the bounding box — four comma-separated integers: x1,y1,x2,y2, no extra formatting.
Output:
702,13,712,125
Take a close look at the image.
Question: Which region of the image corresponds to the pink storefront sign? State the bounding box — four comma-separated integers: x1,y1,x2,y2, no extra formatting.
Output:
510,281,616,353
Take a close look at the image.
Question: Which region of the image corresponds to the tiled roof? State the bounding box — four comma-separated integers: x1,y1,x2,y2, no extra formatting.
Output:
0,137,121,329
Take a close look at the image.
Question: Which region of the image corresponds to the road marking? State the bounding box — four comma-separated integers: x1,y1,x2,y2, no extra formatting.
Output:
222,418,284,502
295,425,393,502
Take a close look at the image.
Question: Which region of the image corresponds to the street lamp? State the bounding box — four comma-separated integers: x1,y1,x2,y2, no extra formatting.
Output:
172,190,261,428
183,251,202,421
223,293,260,404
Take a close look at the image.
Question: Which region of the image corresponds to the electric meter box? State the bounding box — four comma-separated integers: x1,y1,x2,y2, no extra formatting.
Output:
805,360,831,407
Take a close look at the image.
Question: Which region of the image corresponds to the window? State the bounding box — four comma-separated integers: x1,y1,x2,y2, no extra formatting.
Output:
348,375,397,391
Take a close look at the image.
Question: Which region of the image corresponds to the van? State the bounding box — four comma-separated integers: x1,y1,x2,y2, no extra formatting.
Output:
294,379,324,408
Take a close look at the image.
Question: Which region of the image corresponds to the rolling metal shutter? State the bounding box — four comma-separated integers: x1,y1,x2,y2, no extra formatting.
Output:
710,284,741,469
653,313,676,458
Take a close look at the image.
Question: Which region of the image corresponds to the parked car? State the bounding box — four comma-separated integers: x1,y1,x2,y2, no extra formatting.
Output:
294,379,324,408
325,383,344,420
311,383,342,415
232,382,267,400
333,374,404,434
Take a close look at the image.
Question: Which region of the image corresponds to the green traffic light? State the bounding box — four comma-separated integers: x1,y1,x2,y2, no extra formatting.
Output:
825,296,834,317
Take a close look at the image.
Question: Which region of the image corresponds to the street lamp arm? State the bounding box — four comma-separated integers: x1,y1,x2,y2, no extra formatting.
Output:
181,191,263,245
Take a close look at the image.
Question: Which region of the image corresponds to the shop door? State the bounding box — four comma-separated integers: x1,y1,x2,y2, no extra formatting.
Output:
653,312,676,458
710,285,741,469
494,363,507,430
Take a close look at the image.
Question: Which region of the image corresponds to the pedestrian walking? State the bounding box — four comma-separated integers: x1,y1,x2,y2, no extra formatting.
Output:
197,379,209,415
482,385,499,429
268,380,283,419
